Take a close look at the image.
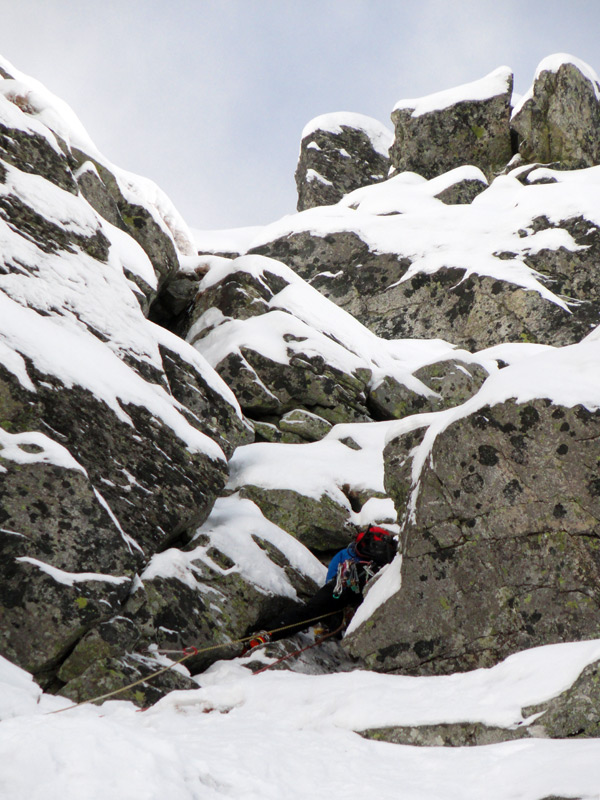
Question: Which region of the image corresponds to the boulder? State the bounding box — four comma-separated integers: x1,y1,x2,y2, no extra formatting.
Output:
237,485,356,551
512,55,600,169
345,399,600,674
432,170,488,205
185,257,377,425
412,359,490,409
278,409,333,442
250,194,600,350
390,67,514,179
0,455,135,679
73,154,180,303
368,359,490,419
0,109,78,194
224,428,395,554
295,112,392,210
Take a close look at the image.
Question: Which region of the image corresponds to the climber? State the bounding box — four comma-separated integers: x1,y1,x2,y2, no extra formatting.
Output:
244,525,397,651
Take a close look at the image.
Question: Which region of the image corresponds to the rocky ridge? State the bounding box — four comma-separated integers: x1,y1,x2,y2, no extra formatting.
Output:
2,49,600,752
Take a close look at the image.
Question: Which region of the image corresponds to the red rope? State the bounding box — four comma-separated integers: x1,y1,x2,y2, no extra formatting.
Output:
251,623,345,676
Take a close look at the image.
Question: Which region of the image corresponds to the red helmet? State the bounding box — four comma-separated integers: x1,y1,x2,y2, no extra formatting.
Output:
355,526,396,566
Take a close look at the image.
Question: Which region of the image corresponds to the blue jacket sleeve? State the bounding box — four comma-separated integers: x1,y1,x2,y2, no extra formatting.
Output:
326,547,351,583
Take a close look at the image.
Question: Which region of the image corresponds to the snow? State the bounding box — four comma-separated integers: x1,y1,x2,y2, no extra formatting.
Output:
394,66,512,117
389,337,600,523
0,158,227,463
305,168,333,186
512,53,600,117
191,225,265,255
301,111,393,156
142,494,325,600
346,556,403,634
248,165,600,309
3,640,600,799
15,557,129,588
340,166,487,215
0,428,86,474
190,253,481,404
0,55,195,257
3,49,600,800
150,322,246,422
0,291,225,461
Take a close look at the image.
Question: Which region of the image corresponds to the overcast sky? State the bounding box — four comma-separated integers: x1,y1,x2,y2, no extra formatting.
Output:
3,1,600,230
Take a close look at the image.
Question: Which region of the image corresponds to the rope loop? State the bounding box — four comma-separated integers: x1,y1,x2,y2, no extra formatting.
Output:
47,608,345,715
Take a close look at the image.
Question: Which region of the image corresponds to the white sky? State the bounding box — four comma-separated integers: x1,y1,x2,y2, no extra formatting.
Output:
2,0,600,230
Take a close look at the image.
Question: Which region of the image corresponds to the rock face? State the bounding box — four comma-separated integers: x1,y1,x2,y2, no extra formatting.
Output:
6,47,600,731
185,257,373,426
345,399,600,674
0,68,331,704
295,113,392,210
512,56,600,169
389,67,514,179
251,218,600,350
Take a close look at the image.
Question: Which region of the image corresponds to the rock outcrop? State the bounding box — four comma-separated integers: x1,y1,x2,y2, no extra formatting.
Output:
346,396,600,674
295,113,392,210
512,55,600,170
0,64,328,702
5,47,600,731
250,171,600,349
389,67,514,179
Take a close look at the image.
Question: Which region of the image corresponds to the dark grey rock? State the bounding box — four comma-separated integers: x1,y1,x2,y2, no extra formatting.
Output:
434,174,488,205
278,409,333,441
368,361,489,421
251,217,600,349
413,360,490,409
345,400,600,674
186,266,373,425
296,117,391,210
390,68,514,180
0,110,78,193
158,339,253,460
523,659,600,738
237,485,356,552
73,150,180,299
512,59,600,169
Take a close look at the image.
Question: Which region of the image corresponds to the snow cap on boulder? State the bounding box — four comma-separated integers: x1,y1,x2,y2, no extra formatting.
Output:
296,111,392,211
390,66,514,180
512,53,600,169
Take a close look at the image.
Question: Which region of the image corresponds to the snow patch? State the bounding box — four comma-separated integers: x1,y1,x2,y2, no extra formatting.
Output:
301,112,393,156
394,66,512,117
16,557,130,587
0,428,86,474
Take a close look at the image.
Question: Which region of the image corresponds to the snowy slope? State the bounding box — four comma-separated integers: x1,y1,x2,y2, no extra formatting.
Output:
2,642,600,800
